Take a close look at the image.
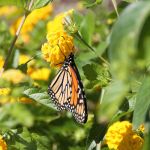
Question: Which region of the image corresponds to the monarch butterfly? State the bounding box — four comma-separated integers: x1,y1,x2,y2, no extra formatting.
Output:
48,53,88,123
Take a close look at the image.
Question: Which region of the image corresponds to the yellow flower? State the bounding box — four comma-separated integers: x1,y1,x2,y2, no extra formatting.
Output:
0,88,10,96
2,69,26,84
0,88,16,104
42,10,75,66
0,56,4,69
10,4,53,43
47,9,73,34
0,135,7,150
105,121,144,150
27,67,50,81
0,6,17,17
18,97,33,103
19,54,31,65
42,31,75,66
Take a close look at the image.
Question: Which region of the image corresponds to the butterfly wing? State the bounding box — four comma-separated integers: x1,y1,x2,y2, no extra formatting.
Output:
68,64,88,123
48,55,88,124
48,67,72,111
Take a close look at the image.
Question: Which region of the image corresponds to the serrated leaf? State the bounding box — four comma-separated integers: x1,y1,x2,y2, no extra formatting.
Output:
82,64,97,81
0,0,28,7
32,0,52,10
23,87,56,110
82,63,110,86
132,77,150,129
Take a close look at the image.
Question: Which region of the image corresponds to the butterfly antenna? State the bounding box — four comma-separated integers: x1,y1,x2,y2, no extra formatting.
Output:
57,44,66,59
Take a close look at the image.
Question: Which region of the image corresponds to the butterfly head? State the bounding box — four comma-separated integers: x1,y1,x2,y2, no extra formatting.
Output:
64,53,74,66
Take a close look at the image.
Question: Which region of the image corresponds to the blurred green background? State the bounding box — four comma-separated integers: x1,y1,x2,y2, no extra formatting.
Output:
0,0,150,149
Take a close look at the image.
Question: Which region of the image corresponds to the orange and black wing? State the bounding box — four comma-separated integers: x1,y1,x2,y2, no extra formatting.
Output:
48,54,88,123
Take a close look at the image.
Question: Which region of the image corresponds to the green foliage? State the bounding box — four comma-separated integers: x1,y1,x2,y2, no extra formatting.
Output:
0,0,150,149
0,0,29,8
109,1,150,81
23,87,56,110
32,0,52,10
133,77,150,129
80,11,95,45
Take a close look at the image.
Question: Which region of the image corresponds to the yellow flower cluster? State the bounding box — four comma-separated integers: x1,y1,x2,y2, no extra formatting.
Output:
0,135,7,150
2,69,26,84
0,88,10,96
0,56,4,69
10,4,53,43
41,10,75,66
0,6,17,17
105,121,144,150
27,67,50,81
0,87,32,104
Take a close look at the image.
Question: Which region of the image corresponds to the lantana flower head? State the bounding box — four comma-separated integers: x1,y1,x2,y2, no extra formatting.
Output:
42,9,75,67
10,4,53,43
0,135,7,150
105,121,144,150
2,69,26,84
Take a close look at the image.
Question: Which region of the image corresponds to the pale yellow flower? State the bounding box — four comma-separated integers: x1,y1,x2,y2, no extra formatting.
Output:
42,9,75,66
0,135,7,150
2,69,26,84
0,56,4,69
0,88,10,96
0,6,17,17
19,54,31,65
18,97,33,103
105,121,144,150
47,9,73,34
10,4,53,43
27,67,50,81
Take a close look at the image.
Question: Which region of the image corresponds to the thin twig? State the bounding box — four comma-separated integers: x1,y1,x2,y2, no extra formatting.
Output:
75,32,110,66
0,0,34,77
111,0,119,17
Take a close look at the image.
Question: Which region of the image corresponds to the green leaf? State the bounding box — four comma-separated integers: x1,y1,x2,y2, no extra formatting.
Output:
83,0,102,8
142,131,150,150
82,64,97,81
32,0,52,10
0,0,28,7
82,63,110,86
100,80,129,118
132,77,150,129
123,0,137,2
8,127,37,150
95,41,108,56
80,11,95,45
109,1,150,81
6,103,34,127
23,87,56,110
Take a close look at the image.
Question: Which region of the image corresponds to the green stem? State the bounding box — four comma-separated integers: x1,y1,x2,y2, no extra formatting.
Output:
0,0,34,77
111,0,119,17
75,32,110,66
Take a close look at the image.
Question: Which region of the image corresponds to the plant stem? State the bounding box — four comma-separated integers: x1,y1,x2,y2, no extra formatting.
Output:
75,32,110,66
111,0,119,17
0,0,34,77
